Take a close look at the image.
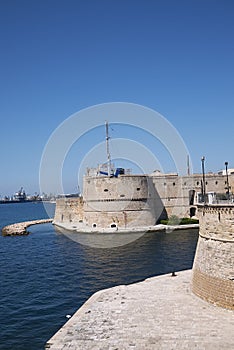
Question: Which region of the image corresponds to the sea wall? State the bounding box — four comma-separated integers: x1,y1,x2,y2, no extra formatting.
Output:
192,204,234,309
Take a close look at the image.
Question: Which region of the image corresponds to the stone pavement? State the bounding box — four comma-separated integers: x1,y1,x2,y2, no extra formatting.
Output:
45,270,234,350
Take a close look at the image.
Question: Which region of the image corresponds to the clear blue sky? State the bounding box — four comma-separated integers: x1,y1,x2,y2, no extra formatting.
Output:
0,0,233,196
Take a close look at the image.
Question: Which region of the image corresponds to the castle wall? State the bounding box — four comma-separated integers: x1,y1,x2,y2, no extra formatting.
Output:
83,175,164,229
53,197,84,224
151,172,234,218
192,204,234,309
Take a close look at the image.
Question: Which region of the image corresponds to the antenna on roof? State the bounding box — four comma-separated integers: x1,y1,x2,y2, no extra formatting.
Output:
187,155,190,176
105,121,111,176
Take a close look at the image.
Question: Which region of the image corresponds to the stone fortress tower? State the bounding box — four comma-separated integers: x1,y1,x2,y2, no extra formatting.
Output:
54,170,165,231
54,121,165,230
192,204,234,310
82,173,164,229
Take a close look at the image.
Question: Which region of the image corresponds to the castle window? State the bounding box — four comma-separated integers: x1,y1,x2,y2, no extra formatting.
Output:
206,181,208,185
173,182,175,186
215,181,218,185
104,189,108,192
164,183,166,186
184,182,186,185
120,194,125,197
197,181,199,186
137,187,140,191
92,223,97,228
110,223,117,228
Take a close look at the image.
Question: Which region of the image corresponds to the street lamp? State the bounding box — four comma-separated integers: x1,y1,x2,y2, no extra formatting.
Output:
201,156,206,204
225,161,230,201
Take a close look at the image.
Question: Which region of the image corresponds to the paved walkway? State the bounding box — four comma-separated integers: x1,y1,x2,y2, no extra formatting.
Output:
45,270,234,350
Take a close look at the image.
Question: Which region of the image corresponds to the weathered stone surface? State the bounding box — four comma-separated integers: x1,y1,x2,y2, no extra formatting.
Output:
53,197,84,225
45,270,234,350
192,205,234,309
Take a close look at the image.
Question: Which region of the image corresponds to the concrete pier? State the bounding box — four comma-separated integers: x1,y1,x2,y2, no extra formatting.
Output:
1,219,53,236
45,270,234,349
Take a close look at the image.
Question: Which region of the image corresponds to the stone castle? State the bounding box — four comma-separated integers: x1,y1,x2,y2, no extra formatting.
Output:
53,169,234,230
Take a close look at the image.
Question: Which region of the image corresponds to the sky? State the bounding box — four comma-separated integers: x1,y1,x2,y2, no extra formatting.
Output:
0,0,234,196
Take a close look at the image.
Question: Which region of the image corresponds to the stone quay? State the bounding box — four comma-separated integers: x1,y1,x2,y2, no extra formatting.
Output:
45,270,234,350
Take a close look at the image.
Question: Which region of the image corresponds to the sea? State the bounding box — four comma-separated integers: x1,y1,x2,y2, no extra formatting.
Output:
0,202,199,350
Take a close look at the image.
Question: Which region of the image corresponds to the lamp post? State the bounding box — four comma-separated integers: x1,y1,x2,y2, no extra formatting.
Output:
201,156,206,204
225,161,230,201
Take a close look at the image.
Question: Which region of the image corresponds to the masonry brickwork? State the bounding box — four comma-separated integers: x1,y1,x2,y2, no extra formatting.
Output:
54,197,84,225
192,204,234,309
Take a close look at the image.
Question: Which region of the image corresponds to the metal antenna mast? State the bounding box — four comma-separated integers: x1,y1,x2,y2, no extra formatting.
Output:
105,121,111,176
187,155,190,175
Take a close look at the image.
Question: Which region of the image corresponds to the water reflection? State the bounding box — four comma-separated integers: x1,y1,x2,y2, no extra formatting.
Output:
55,225,147,248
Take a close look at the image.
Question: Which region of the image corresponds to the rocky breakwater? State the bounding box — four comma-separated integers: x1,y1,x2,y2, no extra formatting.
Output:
1,219,53,236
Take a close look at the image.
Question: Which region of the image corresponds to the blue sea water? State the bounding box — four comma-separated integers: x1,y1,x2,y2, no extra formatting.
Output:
0,202,199,350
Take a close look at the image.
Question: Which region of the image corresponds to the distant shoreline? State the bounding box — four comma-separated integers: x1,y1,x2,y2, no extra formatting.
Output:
0,200,55,205
0,200,41,204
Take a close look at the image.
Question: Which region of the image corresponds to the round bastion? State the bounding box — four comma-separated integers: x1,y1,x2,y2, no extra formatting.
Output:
82,174,164,229
192,204,234,310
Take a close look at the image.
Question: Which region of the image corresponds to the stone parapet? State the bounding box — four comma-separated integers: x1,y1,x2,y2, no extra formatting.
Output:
197,204,234,241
